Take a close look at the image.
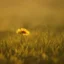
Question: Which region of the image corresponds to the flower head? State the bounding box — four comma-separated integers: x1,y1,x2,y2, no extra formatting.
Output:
16,28,30,36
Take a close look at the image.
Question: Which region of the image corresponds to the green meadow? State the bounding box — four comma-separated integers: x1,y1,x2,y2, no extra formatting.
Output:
0,25,64,64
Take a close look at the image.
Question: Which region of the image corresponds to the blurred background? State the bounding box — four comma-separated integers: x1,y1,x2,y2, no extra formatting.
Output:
0,0,64,31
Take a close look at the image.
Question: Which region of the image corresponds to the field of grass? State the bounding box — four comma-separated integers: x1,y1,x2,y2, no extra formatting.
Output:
0,26,64,64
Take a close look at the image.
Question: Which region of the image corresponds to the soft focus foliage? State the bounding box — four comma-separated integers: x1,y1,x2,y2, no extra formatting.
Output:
0,0,64,64
0,27,64,64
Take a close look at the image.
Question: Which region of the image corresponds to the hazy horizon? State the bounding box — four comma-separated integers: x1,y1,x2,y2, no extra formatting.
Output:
0,0,64,31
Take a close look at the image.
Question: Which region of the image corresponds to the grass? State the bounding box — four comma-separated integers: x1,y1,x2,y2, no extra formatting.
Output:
0,27,64,64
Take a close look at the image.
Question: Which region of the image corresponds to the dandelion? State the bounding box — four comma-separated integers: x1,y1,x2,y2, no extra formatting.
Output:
16,28,30,36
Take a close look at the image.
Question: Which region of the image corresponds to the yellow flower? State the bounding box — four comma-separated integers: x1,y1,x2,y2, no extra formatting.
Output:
16,28,30,36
